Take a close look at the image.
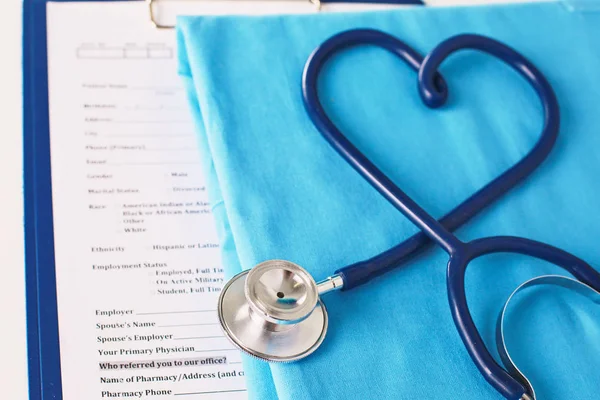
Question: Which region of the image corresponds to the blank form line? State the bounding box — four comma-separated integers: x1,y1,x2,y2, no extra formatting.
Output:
194,348,237,353
124,106,186,111
110,162,199,166
131,86,183,91
229,361,243,365
107,133,194,138
114,120,191,124
174,389,247,397
157,323,220,328
136,310,216,316
145,148,197,152
174,336,223,341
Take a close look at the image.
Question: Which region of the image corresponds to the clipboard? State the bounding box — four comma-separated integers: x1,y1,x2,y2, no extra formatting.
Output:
22,1,120,398
147,0,423,29
22,0,425,399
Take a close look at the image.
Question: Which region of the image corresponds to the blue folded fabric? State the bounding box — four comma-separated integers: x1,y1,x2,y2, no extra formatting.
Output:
176,2,600,399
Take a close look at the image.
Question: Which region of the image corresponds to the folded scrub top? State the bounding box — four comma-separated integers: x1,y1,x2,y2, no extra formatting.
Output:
176,2,600,399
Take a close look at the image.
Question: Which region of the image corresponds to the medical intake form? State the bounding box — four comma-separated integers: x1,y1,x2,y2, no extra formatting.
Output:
46,2,246,399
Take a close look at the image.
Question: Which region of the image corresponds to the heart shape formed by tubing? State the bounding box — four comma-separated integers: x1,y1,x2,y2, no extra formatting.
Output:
301,29,582,400
302,29,558,290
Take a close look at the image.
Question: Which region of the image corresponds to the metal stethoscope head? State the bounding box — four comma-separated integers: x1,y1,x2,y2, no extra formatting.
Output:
218,260,342,362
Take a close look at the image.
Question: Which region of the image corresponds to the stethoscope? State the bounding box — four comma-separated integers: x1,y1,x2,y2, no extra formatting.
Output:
217,29,600,400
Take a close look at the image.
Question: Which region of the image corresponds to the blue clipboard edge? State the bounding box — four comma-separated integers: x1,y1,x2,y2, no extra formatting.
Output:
23,0,60,398
22,1,131,399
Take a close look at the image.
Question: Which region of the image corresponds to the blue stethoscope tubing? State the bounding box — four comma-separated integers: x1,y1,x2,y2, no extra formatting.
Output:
301,29,600,400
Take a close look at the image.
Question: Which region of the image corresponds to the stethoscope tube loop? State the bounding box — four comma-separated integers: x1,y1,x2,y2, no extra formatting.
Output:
306,32,561,292
300,28,600,400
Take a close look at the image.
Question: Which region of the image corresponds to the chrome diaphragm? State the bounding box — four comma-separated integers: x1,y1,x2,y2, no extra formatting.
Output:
217,260,341,362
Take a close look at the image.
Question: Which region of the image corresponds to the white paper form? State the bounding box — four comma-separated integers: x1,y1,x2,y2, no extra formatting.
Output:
46,3,248,399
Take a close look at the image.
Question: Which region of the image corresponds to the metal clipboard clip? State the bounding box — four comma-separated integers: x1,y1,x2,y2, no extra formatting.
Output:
147,0,422,29
147,0,177,29
147,0,323,29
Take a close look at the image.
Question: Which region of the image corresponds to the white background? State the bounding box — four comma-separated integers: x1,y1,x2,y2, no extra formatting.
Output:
1,0,27,398
0,0,539,398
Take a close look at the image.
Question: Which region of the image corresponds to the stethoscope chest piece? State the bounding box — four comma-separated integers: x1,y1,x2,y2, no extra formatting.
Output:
217,260,328,362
